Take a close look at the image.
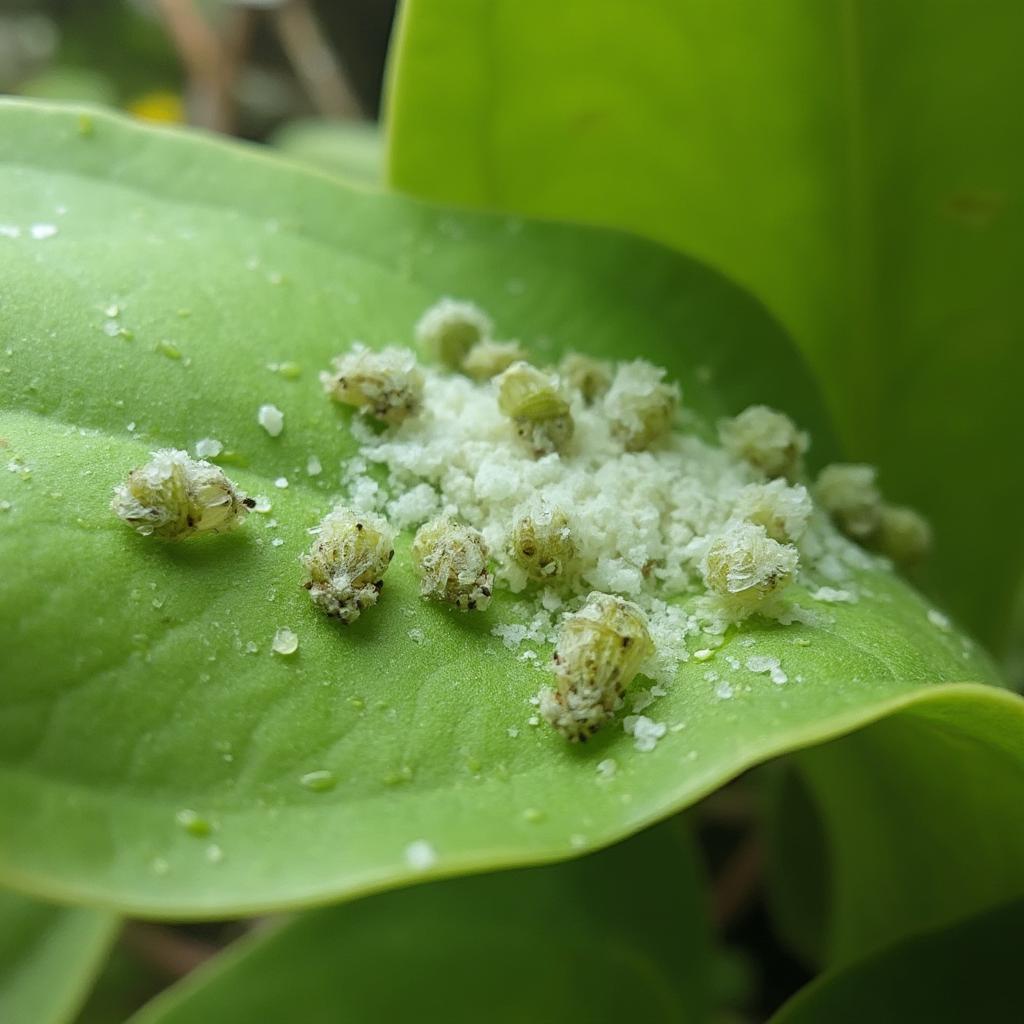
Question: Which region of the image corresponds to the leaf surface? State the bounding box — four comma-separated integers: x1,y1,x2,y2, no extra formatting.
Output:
0,102,1018,921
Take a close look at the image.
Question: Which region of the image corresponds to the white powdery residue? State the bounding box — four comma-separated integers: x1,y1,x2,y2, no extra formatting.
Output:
404,840,437,871
596,758,618,781
746,654,787,685
693,648,713,661
306,455,322,476
811,586,856,604
30,223,58,240
274,476,289,489
724,655,741,670
252,495,272,513
258,404,284,437
507,726,520,738
492,623,530,649
623,715,667,752
518,649,538,663
407,628,425,644
715,680,735,700
0,224,21,239
928,609,951,631
194,438,223,458
271,538,284,547
386,483,439,530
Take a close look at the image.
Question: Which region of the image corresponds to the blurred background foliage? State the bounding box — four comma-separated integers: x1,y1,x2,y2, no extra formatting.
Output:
0,0,392,174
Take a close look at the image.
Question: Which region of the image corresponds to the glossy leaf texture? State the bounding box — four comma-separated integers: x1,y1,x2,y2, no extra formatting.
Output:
386,0,1024,650
769,898,1024,1023
0,889,117,1024
0,101,1019,922
129,823,712,1023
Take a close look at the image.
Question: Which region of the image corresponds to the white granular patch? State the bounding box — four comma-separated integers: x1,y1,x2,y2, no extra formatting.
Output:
194,438,223,458
811,586,856,604
928,609,951,631
596,758,618,780
271,627,299,655
404,840,437,871
623,714,667,752
258,404,284,437
746,655,788,685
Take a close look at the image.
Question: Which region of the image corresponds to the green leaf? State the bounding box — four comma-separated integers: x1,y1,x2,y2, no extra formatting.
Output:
768,898,1024,1024
794,696,1024,964
0,890,117,1024
128,822,712,1024
386,0,1024,650
0,101,1019,922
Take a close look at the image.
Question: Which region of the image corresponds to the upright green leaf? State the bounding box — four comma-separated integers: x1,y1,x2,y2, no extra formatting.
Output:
130,823,712,1023
0,102,1020,924
387,0,1024,649
769,898,1024,1024
0,890,117,1024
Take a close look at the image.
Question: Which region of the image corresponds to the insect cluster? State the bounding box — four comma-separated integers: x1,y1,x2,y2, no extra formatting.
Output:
112,297,932,745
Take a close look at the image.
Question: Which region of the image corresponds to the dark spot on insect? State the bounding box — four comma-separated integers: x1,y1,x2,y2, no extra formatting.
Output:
302,581,313,590
374,579,384,592
521,543,536,557
481,586,491,597
388,549,395,561
467,599,477,610
242,497,256,508
186,515,195,527
622,636,632,647
356,522,363,531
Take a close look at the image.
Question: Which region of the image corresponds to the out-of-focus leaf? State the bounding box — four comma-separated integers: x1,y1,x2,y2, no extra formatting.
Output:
130,823,713,1024
769,898,1024,1023
270,119,382,185
386,0,1024,650
0,890,117,1024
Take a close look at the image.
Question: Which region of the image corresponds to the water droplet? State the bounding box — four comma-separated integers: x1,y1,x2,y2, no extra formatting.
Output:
299,769,336,792
175,808,211,837
271,627,298,655
404,840,436,870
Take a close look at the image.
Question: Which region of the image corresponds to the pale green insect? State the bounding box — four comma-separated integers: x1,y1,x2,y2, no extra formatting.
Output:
496,360,574,457
111,449,254,540
301,507,396,623
559,351,613,404
411,515,493,611
701,520,799,617
461,338,528,381
509,505,576,582
415,297,493,368
732,479,812,543
603,359,678,451
719,405,808,479
539,592,654,742
871,504,932,565
814,463,882,539
320,344,424,425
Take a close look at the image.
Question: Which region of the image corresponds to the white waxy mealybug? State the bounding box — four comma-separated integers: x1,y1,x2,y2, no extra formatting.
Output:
871,504,931,565
411,515,493,611
814,463,882,539
320,344,424,425
509,505,576,582
415,297,493,369
700,520,799,617
301,507,396,623
495,361,574,457
539,592,654,743
732,479,812,543
719,405,808,479
602,359,678,451
559,352,613,405
461,338,528,381
111,449,254,540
